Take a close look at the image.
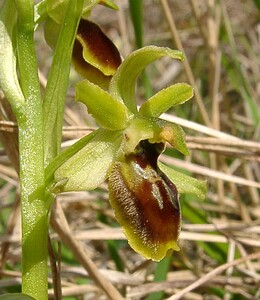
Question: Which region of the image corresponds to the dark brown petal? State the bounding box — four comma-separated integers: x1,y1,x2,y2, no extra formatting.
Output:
108,141,181,261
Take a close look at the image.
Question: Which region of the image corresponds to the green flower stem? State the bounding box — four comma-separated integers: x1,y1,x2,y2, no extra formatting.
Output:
15,0,48,298
43,0,84,165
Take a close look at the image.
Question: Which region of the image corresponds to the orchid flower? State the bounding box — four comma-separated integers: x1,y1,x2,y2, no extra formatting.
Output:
47,41,207,261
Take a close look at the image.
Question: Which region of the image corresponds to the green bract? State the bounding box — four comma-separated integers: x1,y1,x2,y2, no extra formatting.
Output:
0,1,24,112
54,129,122,191
52,45,207,261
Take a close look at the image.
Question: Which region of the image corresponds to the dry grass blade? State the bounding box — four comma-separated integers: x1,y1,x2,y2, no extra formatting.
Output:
160,156,260,189
2,118,259,159
166,252,260,300
159,0,211,127
161,113,240,140
0,1,259,299
50,201,124,300
50,226,260,248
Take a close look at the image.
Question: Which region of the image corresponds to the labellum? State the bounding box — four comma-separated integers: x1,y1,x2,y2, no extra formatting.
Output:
109,140,181,261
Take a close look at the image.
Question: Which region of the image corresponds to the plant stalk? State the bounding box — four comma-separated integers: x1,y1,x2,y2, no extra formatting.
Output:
15,0,48,298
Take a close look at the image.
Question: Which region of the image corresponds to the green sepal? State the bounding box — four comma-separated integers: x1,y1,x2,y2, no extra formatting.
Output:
158,162,207,199
139,83,194,117
76,79,131,130
45,130,98,187
123,117,189,156
0,0,24,112
54,129,123,191
109,46,184,113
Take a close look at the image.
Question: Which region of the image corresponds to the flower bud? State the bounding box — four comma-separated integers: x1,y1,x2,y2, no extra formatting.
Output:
73,19,121,89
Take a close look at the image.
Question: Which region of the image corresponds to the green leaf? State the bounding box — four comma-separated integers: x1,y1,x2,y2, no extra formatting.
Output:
147,256,172,300
76,79,130,130
129,0,154,98
54,129,123,191
43,0,84,165
34,0,48,27
129,0,143,48
107,240,125,272
158,162,207,199
139,83,194,117
109,46,184,113
0,0,24,112
0,294,35,300
253,0,260,10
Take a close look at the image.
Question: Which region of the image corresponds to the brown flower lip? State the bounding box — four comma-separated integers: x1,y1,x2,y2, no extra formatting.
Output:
109,140,181,260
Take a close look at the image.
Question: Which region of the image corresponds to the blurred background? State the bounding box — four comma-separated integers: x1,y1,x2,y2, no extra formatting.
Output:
0,0,259,299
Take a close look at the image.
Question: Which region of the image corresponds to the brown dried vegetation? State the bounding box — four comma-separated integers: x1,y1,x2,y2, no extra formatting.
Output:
0,0,259,299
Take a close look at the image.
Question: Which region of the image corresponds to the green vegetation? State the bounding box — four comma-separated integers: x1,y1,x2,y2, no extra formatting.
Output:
0,0,259,299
